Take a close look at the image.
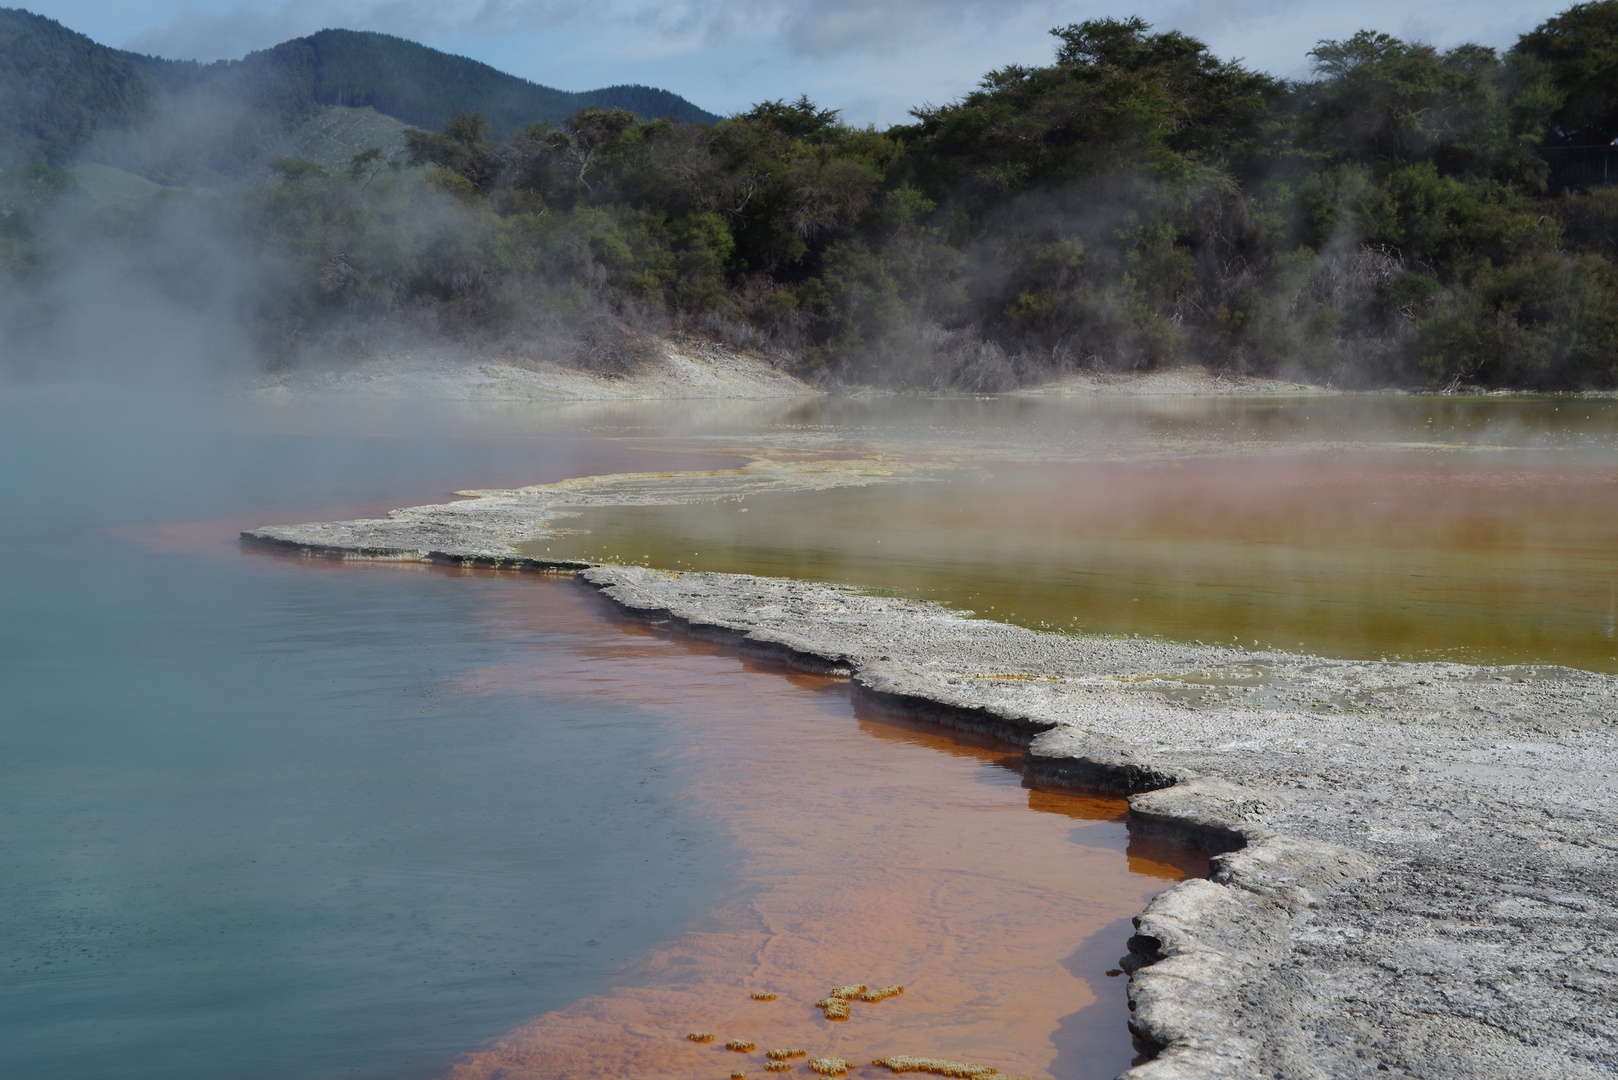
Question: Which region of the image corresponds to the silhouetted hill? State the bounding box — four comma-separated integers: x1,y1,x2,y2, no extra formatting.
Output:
0,9,719,174
252,29,717,138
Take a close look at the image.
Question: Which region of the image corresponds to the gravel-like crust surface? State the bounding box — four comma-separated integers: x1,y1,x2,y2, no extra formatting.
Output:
242,488,1618,1080
1015,366,1333,396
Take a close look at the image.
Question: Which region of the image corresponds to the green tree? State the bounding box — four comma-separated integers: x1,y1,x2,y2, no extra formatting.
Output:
904,17,1278,205
405,112,501,194
1300,32,1552,186
1513,1,1618,145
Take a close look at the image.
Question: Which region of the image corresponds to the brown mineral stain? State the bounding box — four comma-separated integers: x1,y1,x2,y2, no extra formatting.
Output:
439,577,1200,1080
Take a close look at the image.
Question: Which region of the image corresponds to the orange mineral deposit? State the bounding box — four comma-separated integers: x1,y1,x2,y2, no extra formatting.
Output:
438,576,1202,1080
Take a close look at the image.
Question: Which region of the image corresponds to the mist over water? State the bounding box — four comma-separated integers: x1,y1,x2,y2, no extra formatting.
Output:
0,389,754,1080
4,379,1614,1079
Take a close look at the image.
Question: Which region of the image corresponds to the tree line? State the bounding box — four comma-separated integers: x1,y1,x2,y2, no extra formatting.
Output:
12,4,1618,389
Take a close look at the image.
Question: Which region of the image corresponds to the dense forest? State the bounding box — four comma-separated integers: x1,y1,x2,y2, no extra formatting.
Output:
9,4,1618,389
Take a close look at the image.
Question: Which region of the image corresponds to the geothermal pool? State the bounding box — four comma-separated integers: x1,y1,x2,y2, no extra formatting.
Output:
3,388,1613,1080
540,455,1618,673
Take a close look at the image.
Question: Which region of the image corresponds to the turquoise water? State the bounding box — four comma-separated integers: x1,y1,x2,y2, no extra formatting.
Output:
0,391,744,1080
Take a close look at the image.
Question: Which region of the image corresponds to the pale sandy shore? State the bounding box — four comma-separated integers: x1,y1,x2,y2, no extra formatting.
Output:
256,338,1345,403
256,337,820,402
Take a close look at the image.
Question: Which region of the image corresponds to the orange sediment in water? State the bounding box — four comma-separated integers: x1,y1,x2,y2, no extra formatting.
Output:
435,577,1202,1080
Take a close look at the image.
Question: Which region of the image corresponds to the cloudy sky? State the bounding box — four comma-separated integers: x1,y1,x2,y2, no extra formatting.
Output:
25,0,1578,126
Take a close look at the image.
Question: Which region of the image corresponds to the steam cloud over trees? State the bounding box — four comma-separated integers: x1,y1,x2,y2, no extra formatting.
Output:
9,4,1618,389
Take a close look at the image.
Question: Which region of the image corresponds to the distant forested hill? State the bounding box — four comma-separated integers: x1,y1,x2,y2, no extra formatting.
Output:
0,9,153,166
0,9,718,174
250,30,717,138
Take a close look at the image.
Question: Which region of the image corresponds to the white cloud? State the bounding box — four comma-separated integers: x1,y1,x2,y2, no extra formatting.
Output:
122,0,582,60
30,0,1588,124
122,3,319,60
771,0,1062,59
120,0,1070,63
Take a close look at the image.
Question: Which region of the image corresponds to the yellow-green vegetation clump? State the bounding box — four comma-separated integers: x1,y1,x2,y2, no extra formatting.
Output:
764,1063,792,1073
750,990,779,1001
807,1058,851,1076
726,1038,756,1052
687,1032,715,1043
872,1057,1030,1080
816,982,903,1019
814,996,851,1021
767,1049,809,1060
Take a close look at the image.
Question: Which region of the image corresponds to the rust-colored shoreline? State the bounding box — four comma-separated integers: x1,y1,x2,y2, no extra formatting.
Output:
438,573,1200,1079
232,533,1293,1078
558,567,1366,1078
214,548,1198,1077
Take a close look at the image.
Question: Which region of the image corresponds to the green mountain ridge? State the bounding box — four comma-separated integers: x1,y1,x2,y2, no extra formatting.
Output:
243,29,717,138
0,8,719,180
